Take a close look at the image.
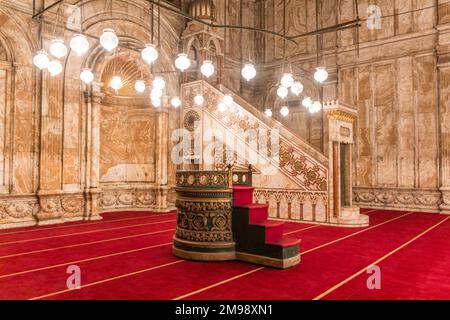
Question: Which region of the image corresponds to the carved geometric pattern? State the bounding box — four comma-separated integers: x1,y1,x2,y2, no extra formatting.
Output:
183,110,201,132
175,199,232,242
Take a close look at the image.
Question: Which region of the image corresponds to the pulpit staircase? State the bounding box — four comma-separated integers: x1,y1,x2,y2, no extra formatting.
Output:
232,186,301,269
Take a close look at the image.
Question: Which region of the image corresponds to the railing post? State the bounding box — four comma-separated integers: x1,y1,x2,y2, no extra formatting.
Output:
228,164,233,188
248,164,253,187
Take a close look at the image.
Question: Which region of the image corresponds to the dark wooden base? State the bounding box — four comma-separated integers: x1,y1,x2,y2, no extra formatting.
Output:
236,252,300,269
172,236,236,261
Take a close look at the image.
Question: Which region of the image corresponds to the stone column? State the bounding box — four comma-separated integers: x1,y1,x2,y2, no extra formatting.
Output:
84,84,103,220
153,102,171,212
36,62,64,224
437,17,450,213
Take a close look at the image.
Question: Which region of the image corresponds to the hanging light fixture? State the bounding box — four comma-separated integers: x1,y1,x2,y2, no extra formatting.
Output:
314,67,328,83
110,76,123,90
280,106,289,117
265,109,273,117
49,39,68,59
194,94,204,106
80,68,94,84
218,102,227,113
170,97,182,108
175,53,191,71
70,34,90,56
200,60,215,78
150,88,163,100
142,44,159,64
223,94,234,106
291,81,304,96
302,97,313,109
100,28,119,51
310,101,322,113
280,73,294,88
241,63,256,81
135,80,146,93
277,86,289,99
152,76,166,90
151,98,162,108
33,50,50,70
48,60,63,76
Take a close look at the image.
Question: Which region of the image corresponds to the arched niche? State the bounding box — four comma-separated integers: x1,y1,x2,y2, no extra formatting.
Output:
59,1,183,190
0,7,37,196
186,37,201,82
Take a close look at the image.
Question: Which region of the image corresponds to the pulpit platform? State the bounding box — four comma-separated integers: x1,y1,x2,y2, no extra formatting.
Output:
173,169,301,269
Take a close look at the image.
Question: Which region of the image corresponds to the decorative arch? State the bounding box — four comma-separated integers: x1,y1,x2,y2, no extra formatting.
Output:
0,8,37,197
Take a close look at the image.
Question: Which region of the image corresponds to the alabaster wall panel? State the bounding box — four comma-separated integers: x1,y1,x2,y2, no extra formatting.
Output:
439,0,450,24
354,66,372,187
397,57,415,188
439,66,450,187
100,104,156,184
348,54,439,197
0,69,6,188
415,54,438,188
374,63,397,187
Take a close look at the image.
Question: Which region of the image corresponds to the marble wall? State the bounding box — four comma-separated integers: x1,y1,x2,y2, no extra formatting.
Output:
0,0,183,228
256,0,450,213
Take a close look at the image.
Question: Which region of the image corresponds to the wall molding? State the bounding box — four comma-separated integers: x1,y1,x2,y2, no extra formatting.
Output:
353,187,443,213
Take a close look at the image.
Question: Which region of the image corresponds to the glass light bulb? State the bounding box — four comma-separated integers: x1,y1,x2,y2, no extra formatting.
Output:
150,88,163,100
49,39,68,59
265,109,273,117
141,44,159,64
33,50,50,70
280,73,294,88
241,63,256,81
280,106,289,117
170,97,182,108
277,86,289,99
152,76,166,90
302,97,313,109
110,76,123,90
223,94,234,106
135,80,146,93
100,28,119,52
218,102,227,112
70,34,90,56
80,68,94,84
48,60,63,76
200,60,215,78
314,67,328,83
174,53,191,71
194,94,204,106
151,98,162,108
291,81,304,96
310,101,322,113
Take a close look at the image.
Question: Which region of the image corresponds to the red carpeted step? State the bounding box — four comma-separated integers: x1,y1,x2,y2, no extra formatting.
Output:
253,220,284,243
267,237,302,248
236,204,268,224
232,186,255,207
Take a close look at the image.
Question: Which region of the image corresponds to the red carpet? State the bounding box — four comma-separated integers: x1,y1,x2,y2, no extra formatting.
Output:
0,209,449,300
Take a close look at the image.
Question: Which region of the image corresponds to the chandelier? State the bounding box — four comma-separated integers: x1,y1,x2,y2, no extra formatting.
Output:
31,0,335,114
